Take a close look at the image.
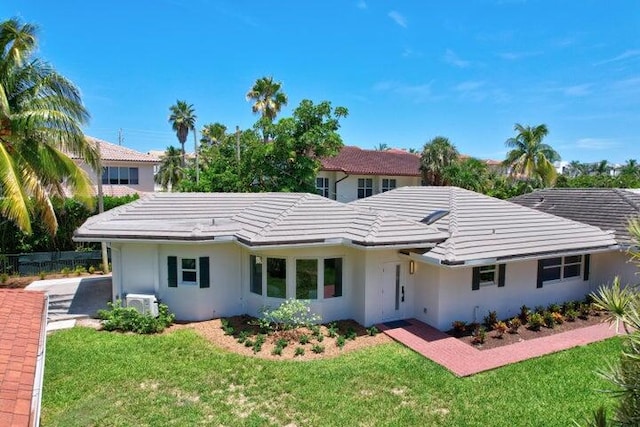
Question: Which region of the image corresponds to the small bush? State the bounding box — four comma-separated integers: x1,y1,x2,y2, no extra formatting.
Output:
551,312,564,324
220,318,230,328
275,338,289,348
452,320,467,334
252,341,263,354
366,326,379,336
508,317,521,334
565,309,578,322
327,322,338,338
534,305,545,314
74,265,87,276
272,346,284,356
97,300,174,334
294,347,305,357
527,312,544,331
310,324,321,336
519,305,530,323
61,267,71,278
579,303,591,319
483,311,498,330
543,311,556,329
223,326,235,336
471,325,486,345
547,303,562,314
88,266,96,274
563,301,577,313
258,299,321,334
0,273,8,284
311,344,325,354
345,327,357,341
316,333,324,343
237,331,249,344
244,339,254,348
299,334,311,345
493,321,508,338
336,335,346,349
38,271,46,280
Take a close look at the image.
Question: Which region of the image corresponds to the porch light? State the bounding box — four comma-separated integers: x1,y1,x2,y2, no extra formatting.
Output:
409,260,415,275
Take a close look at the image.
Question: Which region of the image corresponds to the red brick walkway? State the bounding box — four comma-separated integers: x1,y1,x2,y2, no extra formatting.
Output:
378,318,619,377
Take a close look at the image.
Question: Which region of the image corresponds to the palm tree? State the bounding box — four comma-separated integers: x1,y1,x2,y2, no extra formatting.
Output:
565,160,588,177
420,136,460,186
374,143,390,151
200,122,227,146
504,123,560,186
620,159,639,178
246,76,288,142
154,146,183,191
168,100,196,166
0,18,98,234
591,160,611,176
443,158,491,193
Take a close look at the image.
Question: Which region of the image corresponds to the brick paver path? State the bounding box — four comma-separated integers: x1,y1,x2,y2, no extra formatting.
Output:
378,318,619,377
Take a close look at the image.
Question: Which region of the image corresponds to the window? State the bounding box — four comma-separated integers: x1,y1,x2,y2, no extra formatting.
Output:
267,258,287,298
357,178,373,199
167,256,209,288
472,264,505,290
381,178,397,192
250,255,262,295
102,167,140,185
316,177,329,198
537,255,585,287
324,258,343,298
296,259,318,299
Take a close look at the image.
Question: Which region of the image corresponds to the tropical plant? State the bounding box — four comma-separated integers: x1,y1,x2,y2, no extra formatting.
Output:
503,123,560,186
168,100,196,166
154,146,183,191
591,277,635,334
375,143,389,151
0,18,99,234
246,76,288,142
200,122,227,146
443,157,491,193
420,136,460,186
591,160,611,176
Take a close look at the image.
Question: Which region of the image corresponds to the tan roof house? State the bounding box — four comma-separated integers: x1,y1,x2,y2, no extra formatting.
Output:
75,187,618,330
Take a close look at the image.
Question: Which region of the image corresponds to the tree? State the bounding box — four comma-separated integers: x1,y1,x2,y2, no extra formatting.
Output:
154,146,183,191
246,76,288,142
565,160,589,177
620,159,639,179
168,100,196,167
591,160,612,176
420,136,460,186
375,143,389,151
0,18,98,234
503,123,560,186
200,122,227,146
443,158,491,193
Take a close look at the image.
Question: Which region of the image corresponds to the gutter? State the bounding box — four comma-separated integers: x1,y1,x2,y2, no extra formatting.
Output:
31,292,48,427
333,169,350,201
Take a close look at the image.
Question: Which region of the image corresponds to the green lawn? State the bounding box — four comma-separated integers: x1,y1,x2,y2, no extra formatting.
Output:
43,327,620,426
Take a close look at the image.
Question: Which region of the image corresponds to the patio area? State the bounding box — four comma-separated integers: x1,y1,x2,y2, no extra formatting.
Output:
378,318,619,377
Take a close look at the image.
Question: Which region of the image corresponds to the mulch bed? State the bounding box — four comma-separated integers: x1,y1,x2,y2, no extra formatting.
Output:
0,272,108,289
449,314,608,351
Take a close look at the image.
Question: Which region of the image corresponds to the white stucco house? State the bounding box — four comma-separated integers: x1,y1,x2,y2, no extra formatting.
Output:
74,186,622,330
70,137,160,197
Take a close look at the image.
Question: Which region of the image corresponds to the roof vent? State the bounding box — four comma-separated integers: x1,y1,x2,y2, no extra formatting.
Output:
421,210,450,225
211,218,216,225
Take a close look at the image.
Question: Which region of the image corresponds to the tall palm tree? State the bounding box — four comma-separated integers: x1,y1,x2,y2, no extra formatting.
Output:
154,146,183,191
566,160,588,177
0,18,98,234
420,136,460,186
200,122,227,146
504,123,560,186
168,100,196,166
246,76,288,142
620,159,640,178
591,160,611,176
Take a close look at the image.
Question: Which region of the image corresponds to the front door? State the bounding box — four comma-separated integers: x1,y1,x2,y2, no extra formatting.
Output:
381,263,406,321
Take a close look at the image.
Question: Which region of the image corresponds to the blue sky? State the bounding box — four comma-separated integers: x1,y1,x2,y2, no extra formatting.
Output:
4,1,639,163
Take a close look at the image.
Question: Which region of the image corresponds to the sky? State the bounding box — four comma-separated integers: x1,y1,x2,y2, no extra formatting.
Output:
3,1,640,163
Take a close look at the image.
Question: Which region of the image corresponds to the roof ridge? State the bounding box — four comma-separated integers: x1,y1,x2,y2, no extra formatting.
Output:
443,187,459,261
615,188,640,213
252,194,310,239
363,212,385,242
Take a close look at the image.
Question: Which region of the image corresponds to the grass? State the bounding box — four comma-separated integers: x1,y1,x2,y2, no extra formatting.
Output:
43,327,621,426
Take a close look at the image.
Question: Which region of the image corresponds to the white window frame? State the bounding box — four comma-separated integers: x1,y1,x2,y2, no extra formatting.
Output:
316,177,330,198
179,257,198,286
381,178,397,193
541,255,583,284
357,178,373,199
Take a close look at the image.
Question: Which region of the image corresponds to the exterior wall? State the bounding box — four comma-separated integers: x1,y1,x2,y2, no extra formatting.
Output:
432,259,594,330
326,174,420,203
591,250,638,287
79,160,157,194
411,262,440,326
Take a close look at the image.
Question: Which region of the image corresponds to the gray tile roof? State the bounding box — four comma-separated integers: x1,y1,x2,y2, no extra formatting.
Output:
351,186,617,264
510,188,640,246
75,192,448,247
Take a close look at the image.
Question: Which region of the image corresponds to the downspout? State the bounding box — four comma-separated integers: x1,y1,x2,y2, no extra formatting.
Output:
334,169,350,201
31,293,48,427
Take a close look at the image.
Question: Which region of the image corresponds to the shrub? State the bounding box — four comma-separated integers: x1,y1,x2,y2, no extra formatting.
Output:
563,301,577,313
74,265,87,276
547,303,562,314
483,311,498,330
534,305,545,314
98,300,175,334
327,322,338,338
316,333,324,343
366,326,379,336
0,273,7,284
552,312,564,324
579,303,591,319
543,311,556,329
244,339,254,348
336,335,346,349
452,320,467,334
272,346,284,356
519,305,530,322
237,331,249,344
223,326,235,336
275,338,289,349
220,318,230,328
299,334,310,345
471,326,486,345
565,309,578,322
252,335,265,353
345,327,357,341
508,317,521,334
258,299,321,333
310,324,321,336
311,344,325,354
88,266,96,274
493,321,508,338
527,312,544,331
61,267,71,277
294,347,305,357
38,271,46,280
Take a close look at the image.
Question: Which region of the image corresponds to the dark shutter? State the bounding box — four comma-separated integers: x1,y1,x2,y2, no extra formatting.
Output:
168,256,177,287
583,254,590,281
498,264,506,287
199,257,210,288
472,267,480,291
536,260,544,288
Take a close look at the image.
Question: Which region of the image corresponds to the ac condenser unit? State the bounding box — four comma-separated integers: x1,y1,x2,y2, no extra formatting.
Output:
126,293,159,317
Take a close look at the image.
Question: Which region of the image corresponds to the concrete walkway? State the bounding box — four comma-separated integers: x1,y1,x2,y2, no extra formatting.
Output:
379,318,619,377
25,275,112,330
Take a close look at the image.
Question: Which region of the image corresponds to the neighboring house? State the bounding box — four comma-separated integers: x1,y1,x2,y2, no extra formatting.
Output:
510,188,640,286
317,146,422,202
0,290,47,427
316,146,504,203
70,137,160,197
74,187,618,330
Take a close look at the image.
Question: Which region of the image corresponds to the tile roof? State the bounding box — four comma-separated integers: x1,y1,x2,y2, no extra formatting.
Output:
75,192,448,247
510,188,640,246
69,137,160,163
0,290,47,427
320,146,421,176
351,186,617,264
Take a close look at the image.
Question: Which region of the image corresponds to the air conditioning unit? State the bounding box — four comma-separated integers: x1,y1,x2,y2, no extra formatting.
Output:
126,293,159,317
